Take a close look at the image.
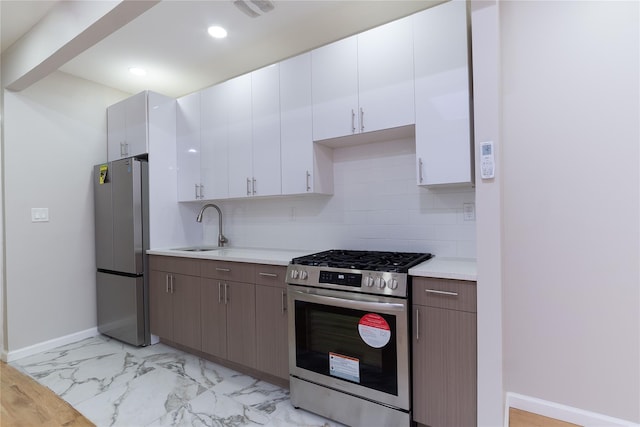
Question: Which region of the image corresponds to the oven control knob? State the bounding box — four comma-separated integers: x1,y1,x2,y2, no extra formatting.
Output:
299,270,308,280
290,269,299,279
388,278,399,290
364,276,374,287
374,277,386,288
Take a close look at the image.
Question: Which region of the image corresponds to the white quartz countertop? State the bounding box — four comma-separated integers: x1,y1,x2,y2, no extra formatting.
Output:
409,257,477,281
147,247,313,266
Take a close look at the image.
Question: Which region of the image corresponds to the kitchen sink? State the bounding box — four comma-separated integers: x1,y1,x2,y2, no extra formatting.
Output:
172,247,220,252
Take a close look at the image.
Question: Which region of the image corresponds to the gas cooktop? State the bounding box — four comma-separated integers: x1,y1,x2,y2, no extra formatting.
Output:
291,249,433,273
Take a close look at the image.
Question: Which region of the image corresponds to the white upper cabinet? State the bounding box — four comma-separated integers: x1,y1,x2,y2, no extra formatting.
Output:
177,86,230,202
251,64,281,197
357,17,415,134
311,16,414,142
176,92,202,201
107,91,148,160
414,0,473,186
226,74,254,198
281,53,333,195
201,84,229,200
311,36,359,141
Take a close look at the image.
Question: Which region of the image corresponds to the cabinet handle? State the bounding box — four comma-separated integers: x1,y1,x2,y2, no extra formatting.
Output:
259,272,278,278
252,178,257,195
218,282,222,303
124,142,129,156
224,283,228,304
120,142,125,157
170,275,175,293
281,290,287,314
306,171,311,192
166,274,170,293
416,308,420,341
246,178,251,196
424,289,459,297
194,184,199,199
360,107,364,132
199,184,204,199
215,267,230,272
351,109,356,133
418,158,424,183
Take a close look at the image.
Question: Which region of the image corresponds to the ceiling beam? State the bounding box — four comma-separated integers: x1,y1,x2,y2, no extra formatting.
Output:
1,0,159,92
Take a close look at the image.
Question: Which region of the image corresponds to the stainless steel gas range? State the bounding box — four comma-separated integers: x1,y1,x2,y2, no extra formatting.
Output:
286,249,433,427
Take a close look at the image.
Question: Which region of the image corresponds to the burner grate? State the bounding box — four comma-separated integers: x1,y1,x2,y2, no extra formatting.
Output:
292,250,432,273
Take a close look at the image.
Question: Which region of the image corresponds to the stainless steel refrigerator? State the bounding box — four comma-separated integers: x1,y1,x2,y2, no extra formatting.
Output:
94,158,150,346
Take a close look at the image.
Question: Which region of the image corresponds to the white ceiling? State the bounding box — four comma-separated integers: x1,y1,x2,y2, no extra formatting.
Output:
1,0,439,98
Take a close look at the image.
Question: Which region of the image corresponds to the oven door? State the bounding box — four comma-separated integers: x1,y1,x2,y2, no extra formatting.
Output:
288,284,410,411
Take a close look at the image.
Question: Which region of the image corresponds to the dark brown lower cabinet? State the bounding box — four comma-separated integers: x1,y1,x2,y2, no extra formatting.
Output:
150,256,288,384
255,284,288,380
201,278,256,368
149,256,202,350
412,277,477,427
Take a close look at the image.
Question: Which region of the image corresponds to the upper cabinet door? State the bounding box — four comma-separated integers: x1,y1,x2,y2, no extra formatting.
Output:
251,64,281,197
107,91,148,161
124,91,148,158
201,84,229,200
107,101,126,161
281,53,314,195
226,74,253,198
414,0,473,186
176,92,201,202
357,16,415,134
311,36,359,141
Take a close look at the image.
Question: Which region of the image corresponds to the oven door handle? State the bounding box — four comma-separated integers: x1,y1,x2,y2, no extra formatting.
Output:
290,289,406,313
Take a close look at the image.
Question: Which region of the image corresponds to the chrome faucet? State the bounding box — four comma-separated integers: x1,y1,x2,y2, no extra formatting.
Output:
196,203,228,247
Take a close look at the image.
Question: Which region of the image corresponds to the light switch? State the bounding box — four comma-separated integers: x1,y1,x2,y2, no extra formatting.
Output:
463,203,475,221
31,208,49,222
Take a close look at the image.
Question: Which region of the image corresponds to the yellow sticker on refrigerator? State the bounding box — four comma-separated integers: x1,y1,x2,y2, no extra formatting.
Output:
99,164,108,184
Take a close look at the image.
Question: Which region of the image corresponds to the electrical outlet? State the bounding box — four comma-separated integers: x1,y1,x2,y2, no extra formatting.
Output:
463,203,475,221
31,207,49,222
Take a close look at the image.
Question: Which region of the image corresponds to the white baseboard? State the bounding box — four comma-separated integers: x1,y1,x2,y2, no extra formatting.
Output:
4,327,100,362
505,392,640,427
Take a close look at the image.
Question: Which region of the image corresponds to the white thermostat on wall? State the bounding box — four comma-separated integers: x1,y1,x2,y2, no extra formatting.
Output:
480,141,495,179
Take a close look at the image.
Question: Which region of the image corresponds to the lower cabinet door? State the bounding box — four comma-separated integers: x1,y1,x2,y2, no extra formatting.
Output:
226,281,256,368
201,278,228,359
149,270,173,340
172,273,202,350
255,285,289,380
413,305,477,427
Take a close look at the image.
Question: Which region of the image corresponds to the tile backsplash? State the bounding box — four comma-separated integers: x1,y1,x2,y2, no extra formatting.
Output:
203,137,476,258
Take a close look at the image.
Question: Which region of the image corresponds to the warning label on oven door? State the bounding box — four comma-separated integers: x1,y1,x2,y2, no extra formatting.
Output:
358,313,391,348
329,352,360,383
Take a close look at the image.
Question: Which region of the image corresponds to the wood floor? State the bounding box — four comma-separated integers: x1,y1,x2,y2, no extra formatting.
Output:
510,407,581,427
1,361,94,427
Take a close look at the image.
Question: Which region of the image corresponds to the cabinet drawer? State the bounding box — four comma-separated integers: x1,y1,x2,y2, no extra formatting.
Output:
149,255,200,277
412,277,476,313
254,265,286,288
201,260,255,282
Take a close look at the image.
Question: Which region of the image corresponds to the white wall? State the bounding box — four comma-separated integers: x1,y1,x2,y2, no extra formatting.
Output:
198,137,477,255
471,1,504,425
501,1,639,423
3,71,128,352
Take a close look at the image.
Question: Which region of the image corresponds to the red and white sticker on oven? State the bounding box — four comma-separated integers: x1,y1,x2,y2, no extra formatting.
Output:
358,313,391,348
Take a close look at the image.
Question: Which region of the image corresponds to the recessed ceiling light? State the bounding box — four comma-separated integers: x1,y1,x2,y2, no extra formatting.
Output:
207,26,227,39
129,67,147,76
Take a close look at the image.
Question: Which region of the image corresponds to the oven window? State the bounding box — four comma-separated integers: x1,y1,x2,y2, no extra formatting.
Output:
294,300,398,396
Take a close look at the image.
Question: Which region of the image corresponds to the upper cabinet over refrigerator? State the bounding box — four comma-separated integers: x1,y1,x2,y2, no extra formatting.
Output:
107,91,176,161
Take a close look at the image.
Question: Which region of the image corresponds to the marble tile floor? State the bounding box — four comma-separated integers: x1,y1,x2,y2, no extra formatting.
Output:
10,335,345,427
